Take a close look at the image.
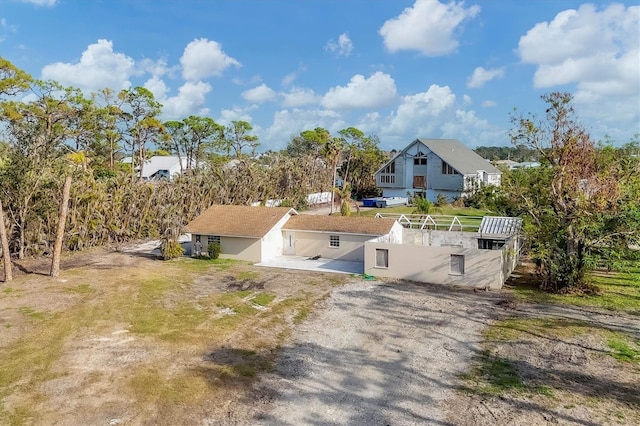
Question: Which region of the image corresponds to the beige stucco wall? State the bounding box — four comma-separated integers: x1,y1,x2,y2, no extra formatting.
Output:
192,234,261,263
364,241,504,289
292,231,373,261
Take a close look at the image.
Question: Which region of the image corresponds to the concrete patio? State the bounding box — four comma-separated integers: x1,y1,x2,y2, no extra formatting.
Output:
256,255,364,275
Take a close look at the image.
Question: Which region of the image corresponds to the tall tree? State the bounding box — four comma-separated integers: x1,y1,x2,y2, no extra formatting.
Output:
509,92,623,292
119,87,164,179
218,120,259,158
163,116,221,171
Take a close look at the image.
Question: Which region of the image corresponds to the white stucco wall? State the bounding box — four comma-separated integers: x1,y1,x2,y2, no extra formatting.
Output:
261,213,293,261
364,242,504,289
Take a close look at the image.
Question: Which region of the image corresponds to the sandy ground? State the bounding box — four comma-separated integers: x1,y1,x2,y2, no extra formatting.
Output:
249,280,503,425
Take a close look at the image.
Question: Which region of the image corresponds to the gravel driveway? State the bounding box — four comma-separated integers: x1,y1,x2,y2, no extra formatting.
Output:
252,280,503,425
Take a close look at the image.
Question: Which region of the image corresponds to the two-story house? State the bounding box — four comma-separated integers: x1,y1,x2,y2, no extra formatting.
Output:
375,139,501,202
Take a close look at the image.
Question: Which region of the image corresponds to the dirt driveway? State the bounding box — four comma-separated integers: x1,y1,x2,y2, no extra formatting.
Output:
250,280,503,425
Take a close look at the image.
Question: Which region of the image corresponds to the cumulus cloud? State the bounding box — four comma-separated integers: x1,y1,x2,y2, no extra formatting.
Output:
41,39,134,91
241,84,277,103
17,0,57,6
467,66,505,88
218,105,257,125
321,72,397,109
481,100,497,107
264,108,346,149
143,76,168,100
387,84,456,135
517,3,640,131
281,87,320,107
325,33,354,56
162,81,212,118
180,38,241,81
379,0,480,56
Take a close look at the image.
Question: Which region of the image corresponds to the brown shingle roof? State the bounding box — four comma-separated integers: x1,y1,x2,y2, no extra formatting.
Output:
283,215,397,235
186,205,296,238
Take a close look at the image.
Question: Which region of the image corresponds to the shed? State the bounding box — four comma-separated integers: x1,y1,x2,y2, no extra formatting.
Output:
186,205,297,262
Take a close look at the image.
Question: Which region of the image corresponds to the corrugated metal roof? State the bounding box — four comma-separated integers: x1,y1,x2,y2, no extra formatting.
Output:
283,215,397,235
479,216,522,237
418,139,501,175
186,205,296,238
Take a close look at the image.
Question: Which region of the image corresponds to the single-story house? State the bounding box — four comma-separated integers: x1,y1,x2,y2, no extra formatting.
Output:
281,215,402,262
375,139,501,202
186,205,297,263
140,156,194,181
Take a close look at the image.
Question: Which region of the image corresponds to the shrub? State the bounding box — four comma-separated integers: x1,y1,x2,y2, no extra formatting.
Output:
207,242,221,259
434,193,449,207
160,239,184,260
413,197,432,214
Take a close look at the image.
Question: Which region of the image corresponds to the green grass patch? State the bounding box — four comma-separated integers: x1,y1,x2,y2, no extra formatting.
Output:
252,292,276,306
64,284,95,294
129,368,209,406
513,269,640,313
607,335,640,364
461,350,555,397
17,306,45,320
483,317,593,342
2,287,14,294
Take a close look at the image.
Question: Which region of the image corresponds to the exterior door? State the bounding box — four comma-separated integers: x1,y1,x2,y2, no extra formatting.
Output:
283,231,296,255
413,175,425,188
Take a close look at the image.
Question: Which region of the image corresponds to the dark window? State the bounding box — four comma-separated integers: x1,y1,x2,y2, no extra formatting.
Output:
450,254,464,275
414,157,427,165
478,239,506,250
207,235,221,245
442,161,458,175
375,249,389,268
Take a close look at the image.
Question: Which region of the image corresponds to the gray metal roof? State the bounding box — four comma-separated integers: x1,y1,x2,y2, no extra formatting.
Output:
479,216,522,237
417,139,501,175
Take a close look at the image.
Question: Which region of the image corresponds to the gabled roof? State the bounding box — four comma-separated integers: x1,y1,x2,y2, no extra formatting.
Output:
419,139,500,175
376,139,500,175
283,215,397,235
186,205,297,238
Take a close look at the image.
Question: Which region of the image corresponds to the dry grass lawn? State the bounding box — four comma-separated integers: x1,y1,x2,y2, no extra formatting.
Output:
0,247,346,425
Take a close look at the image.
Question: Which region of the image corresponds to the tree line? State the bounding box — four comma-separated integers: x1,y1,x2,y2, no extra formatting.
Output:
0,57,387,279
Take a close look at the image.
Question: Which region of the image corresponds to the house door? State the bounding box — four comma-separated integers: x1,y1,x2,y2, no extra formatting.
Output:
413,175,425,188
283,231,296,255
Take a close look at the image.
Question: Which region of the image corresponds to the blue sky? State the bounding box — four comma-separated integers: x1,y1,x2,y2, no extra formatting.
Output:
1,0,638,151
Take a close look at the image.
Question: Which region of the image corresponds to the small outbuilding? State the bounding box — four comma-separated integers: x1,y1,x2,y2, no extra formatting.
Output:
186,205,297,263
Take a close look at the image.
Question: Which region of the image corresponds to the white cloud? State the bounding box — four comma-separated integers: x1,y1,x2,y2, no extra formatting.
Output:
41,39,134,91
387,84,456,135
180,38,241,81
264,108,346,149
16,0,57,6
467,66,505,88
218,105,257,125
325,33,354,56
517,3,640,134
137,57,174,78
281,87,320,107
161,81,212,118
379,0,480,56
241,84,277,103
321,71,397,109
481,100,497,107
143,76,168,101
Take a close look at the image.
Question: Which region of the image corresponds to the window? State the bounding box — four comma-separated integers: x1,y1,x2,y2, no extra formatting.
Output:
207,235,221,246
381,161,395,174
441,161,458,175
478,239,506,250
414,157,427,165
379,175,395,184
329,235,340,248
375,249,389,268
450,254,465,275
